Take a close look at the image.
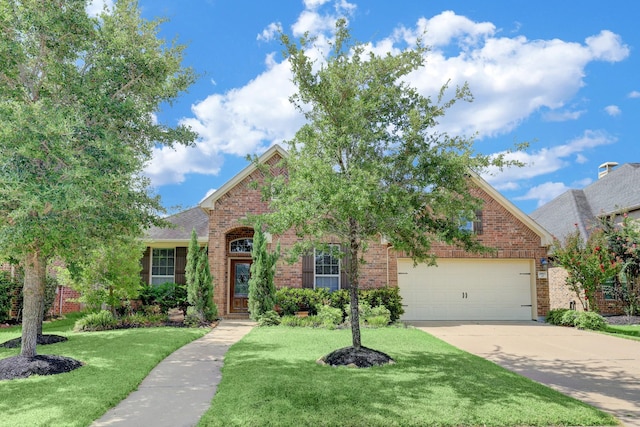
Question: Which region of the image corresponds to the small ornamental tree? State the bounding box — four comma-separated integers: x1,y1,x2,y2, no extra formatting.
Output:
601,214,640,316
259,19,521,365
552,226,620,312
58,236,145,314
248,225,280,320
185,229,217,323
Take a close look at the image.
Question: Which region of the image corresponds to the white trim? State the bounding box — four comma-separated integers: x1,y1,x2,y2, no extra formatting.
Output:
314,245,341,291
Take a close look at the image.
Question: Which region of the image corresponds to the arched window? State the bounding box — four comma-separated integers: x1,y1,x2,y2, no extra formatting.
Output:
230,238,253,253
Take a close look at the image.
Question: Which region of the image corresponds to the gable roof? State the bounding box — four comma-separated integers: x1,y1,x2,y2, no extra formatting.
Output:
199,144,287,210
531,163,640,240
144,206,208,244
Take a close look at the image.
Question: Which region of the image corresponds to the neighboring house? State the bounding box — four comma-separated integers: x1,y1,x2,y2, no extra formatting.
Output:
530,162,640,314
143,144,554,321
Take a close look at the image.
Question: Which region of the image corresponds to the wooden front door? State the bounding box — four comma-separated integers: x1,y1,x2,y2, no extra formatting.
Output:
230,259,252,313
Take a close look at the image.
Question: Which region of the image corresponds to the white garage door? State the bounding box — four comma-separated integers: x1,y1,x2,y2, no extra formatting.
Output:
398,258,534,321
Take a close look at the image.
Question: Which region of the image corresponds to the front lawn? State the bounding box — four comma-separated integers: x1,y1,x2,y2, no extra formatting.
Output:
604,324,640,341
0,314,208,427
199,326,617,427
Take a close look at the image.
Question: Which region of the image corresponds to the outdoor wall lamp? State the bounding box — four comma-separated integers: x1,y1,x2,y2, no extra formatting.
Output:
540,257,548,270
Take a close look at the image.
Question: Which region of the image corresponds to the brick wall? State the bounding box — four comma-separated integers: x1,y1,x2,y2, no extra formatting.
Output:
49,286,82,316
549,267,624,315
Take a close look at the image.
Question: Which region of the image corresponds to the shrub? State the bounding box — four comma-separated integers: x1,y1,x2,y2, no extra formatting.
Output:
120,312,168,328
139,282,188,314
317,305,343,329
574,311,607,330
74,310,117,331
257,310,281,327
366,305,391,327
279,314,321,327
275,288,329,315
275,286,404,323
546,308,570,325
361,287,404,322
559,310,580,327
0,272,20,323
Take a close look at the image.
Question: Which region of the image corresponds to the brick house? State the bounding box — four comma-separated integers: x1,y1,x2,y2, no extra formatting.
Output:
531,162,640,314
143,144,553,321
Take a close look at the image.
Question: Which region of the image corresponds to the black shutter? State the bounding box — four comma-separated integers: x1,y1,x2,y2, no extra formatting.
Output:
174,247,187,284
340,245,350,289
140,247,150,284
473,210,483,235
302,253,314,289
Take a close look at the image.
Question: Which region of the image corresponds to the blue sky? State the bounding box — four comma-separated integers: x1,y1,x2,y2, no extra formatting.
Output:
94,1,639,215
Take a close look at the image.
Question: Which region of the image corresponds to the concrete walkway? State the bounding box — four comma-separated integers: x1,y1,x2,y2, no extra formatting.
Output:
411,321,640,427
92,319,255,427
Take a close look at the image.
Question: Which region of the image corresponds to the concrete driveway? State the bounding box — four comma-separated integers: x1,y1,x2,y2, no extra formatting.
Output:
410,321,640,427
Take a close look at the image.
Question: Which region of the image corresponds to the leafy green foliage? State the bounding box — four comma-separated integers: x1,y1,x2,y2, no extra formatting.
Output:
545,308,607,331
601,214,640,316
73,310,169,332
256,310,281,327
262,19,520,349
139,282,188,314
0,0,196,356
317,305,343,329
0,272,20,323
248,226,279,320
279,315,321,328
57,236,145,314
185,229,218,323
552,226,619,312
275,287,330,315
74,310,118,331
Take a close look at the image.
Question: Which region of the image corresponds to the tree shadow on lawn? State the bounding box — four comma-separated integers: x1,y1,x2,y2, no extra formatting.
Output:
483,346,640,423
213,343,617,426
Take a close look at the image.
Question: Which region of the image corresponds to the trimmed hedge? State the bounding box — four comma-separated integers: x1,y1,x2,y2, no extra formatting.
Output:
275,286,404,322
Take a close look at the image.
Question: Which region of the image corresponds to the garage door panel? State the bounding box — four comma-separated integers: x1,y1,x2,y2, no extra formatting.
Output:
398,259,533,321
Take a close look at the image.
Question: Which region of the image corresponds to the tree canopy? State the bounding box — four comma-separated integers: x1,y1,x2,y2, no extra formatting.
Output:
0,0,196,357
262,19,520,353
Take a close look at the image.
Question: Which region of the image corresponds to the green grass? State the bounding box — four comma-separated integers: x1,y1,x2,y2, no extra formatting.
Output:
603,324,640,341
199,326,618,427
0,314,209,427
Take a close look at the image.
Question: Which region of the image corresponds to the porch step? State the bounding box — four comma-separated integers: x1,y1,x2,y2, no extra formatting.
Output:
222,313,250,320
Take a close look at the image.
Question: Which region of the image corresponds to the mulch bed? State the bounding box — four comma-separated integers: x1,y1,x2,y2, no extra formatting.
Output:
318,346,395,368
605,315,640,325
0,355,83,381
0,334,68,348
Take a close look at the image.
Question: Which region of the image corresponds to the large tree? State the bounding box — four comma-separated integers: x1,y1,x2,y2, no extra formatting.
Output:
0,0,196,358
263,19,519,362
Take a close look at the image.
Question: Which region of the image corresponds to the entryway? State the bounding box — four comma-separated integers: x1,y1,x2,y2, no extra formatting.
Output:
230,259,252,313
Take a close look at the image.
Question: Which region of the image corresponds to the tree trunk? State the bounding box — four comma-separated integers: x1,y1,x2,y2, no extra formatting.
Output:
348,220,361,349
21,250,47,358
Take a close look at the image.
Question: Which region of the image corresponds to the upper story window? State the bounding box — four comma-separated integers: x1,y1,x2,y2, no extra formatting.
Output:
230,238,253,253
315,245,340,292
459,210,483,235
151,248,174,285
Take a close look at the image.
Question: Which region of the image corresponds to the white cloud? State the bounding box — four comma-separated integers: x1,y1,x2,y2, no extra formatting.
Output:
543,109,586,122
484,129,616,188
147,5,630,188
257,22,282,42
628,90,640,98
145,142,223,186
86,0,113,17
604,105,621,116
515,182,570,207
